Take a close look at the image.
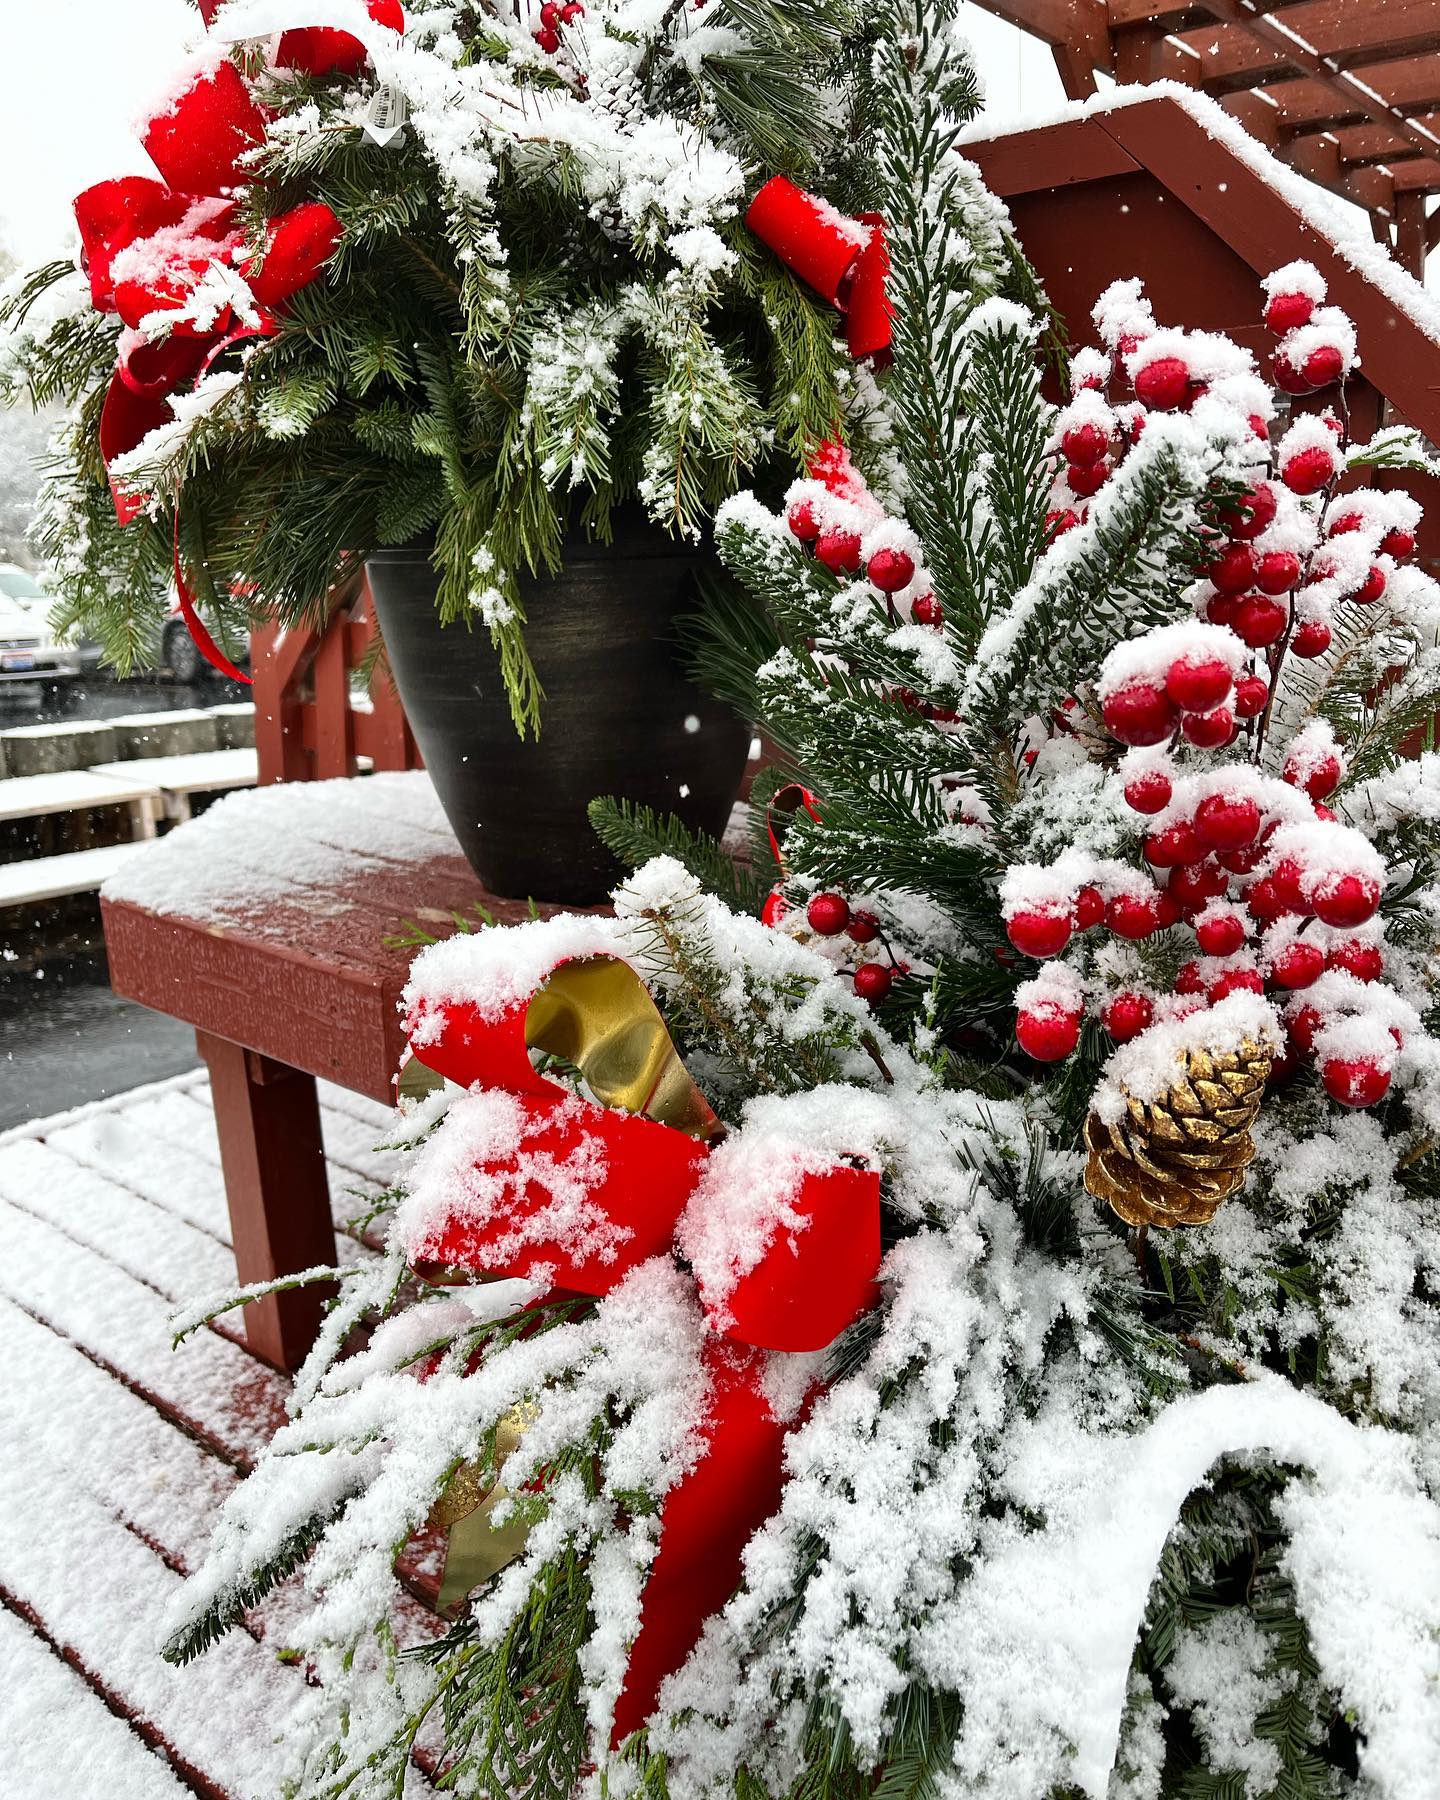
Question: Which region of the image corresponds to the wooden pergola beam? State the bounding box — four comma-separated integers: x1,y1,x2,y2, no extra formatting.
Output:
1160,0,1440,93
1334,112,1440,167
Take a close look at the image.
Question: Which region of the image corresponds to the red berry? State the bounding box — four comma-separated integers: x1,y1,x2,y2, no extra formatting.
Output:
1061,422,1109,464
1292,618,1331,658
1145,821,1200,868
1068,460,1108,498
1327,939,1383,982
1124,768,1173,814
1207,591,1241,629
1313,803,1337,823
787,500,820,542
1322,1057,1391,1109
1283,752,1340,801
1255,550,1301,595
1046,509,1080,542
540,0,562,20
1169,860,1228,915
1310,871,1380,928
1270,857,1308,911
1134,356,1191,410
1265,291,1315,334
760,888,790,927
1381,528,1416,559
1303,345,1345,388
1195,911,1247,957
847,910,881,944
1176,960,1207,996
1269,941,1325,989
912,593,943,627
1006,907,1073,958
1102,682,1179,747
1107,891,1163,940
1226,483,1278,542
815,530,862,574
1234,674,1269,718
1354,564,1387,605
1283,445,1335,496
1208,543,1258,595
1249,413,1271,442
853,962,894,1004
1194,792,1261,852
1233,594,1288,648
1329,510,1364,537
1289,1003,1324,1052
868,547,916,593
1272,353,1314,397
1016,1002,1081,1061
1182,706,1236,749
559,1,584,17
1104,992,1154,1043
534,24,561,48
1166,655,1233,713
1220,840,1268,875
1210,967,1265,1003
807,892,851,935
1075,885,1106,931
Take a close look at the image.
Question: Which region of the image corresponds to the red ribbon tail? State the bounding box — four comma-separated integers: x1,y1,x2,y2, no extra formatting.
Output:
610,1344,790,1748
173,519,252,685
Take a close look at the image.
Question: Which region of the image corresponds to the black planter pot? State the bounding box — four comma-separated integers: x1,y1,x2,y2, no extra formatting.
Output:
366,513,752,906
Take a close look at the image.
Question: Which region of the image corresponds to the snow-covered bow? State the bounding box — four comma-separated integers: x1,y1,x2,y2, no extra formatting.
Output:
400,940,884,1743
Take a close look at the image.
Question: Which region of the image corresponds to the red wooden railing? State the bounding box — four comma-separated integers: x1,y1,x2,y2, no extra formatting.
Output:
251,574,421,785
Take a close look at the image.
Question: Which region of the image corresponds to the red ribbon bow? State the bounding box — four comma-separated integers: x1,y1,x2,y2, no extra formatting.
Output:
74,44,356,678
403,954,883,1744
745,176,893,363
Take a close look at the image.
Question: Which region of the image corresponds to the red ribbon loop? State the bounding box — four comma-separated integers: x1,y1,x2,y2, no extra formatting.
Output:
746,177,893,362
402,952,883,1743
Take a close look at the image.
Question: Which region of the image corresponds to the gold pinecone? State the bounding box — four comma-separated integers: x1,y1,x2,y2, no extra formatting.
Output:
1084,1038,1272,1229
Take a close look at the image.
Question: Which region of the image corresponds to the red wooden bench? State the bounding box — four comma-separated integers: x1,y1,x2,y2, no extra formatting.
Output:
100,765,553,1371
101,585,556,1371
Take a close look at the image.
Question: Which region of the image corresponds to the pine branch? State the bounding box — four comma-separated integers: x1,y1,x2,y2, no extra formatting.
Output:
589,796,767,914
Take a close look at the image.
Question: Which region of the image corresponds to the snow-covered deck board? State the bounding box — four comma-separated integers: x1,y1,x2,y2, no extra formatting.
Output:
0,1070,439,1798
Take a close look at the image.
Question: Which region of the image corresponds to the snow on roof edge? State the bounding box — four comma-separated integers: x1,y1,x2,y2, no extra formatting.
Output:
957,81,1440,348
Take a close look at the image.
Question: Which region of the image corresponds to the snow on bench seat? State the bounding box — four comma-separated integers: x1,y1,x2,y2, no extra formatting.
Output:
101,767,455,926
0,840,147,908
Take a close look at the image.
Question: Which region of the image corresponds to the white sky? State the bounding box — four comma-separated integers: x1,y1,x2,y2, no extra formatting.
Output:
0,0,1061,263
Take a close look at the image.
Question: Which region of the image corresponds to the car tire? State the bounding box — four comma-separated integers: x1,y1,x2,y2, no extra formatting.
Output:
164,621,208,685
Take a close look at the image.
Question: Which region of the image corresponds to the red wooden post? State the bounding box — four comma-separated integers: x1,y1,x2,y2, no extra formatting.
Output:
197,1031,338,1372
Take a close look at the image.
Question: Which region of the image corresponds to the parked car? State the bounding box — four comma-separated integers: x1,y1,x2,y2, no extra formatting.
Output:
0,564,83,686
161,603,251,684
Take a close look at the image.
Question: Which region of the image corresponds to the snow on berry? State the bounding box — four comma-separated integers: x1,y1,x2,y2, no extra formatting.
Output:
1068,345,1111,393
1092,277,1155,352
1261,261,1327,334
1276,415,1339,495
1015,961,1086,1062
1282,722,1345,803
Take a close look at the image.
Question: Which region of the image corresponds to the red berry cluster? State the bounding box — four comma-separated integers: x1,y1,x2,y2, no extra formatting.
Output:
784,440,939,627
767,889,904,1006
533,0,582,53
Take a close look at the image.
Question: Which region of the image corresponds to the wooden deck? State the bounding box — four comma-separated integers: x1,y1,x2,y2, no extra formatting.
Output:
0,1069,443,1798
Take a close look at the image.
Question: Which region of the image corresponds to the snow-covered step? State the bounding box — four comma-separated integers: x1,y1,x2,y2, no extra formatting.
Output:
0,840,149,908
89,748,259,822
0,766,162,826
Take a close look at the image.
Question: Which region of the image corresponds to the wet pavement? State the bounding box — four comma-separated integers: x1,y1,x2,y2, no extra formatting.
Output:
0,671,250,731
0,674,247,1126
0,950,201,1130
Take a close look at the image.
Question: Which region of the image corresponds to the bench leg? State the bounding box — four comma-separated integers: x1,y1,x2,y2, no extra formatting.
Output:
197,1030,338,1373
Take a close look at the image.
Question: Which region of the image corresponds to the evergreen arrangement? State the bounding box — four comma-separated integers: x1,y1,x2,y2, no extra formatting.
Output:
0,0,891,727
140,5,1440,1799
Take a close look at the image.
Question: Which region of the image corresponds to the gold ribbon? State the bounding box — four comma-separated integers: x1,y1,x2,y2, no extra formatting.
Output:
429,1408,535,1610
